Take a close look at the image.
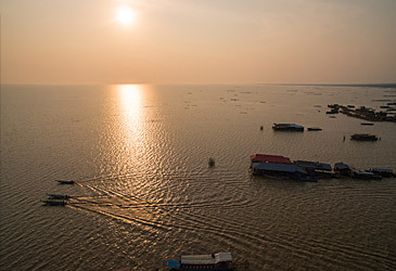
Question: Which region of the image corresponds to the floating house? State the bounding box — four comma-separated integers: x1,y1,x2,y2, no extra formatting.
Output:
272,123,304,132
166,252,233,271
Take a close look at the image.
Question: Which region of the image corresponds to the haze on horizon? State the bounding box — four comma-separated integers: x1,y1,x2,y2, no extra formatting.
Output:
1,0,395,85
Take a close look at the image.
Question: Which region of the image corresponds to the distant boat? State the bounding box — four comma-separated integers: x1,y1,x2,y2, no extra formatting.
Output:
272,123,304,132
56,179,75,185
307,127,322,131
47,194,70,200
350,134,378,141
165,252,233,271
367,168,395,177
42,199,67,206
361,122,374,126
352,170,382,180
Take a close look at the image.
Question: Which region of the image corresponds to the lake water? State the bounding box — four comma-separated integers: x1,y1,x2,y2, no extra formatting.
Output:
1,84,395,271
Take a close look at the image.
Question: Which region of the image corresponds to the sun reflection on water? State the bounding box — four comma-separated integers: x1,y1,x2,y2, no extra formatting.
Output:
116,84,145,146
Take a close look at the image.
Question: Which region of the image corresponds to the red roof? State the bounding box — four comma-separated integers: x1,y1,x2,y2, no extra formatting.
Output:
250,153,292,164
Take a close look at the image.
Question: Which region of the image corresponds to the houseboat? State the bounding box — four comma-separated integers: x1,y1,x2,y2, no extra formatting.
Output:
272,123,304,132
165,252,233,271
252,162,317,182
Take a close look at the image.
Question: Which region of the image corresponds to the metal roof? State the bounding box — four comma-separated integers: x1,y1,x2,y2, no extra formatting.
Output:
253,162,305,174
250,153,292,164
181,252,232,265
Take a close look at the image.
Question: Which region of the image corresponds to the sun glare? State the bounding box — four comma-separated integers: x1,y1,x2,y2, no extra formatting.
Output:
115,6,136,26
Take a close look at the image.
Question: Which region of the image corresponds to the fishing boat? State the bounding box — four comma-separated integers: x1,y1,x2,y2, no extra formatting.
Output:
307,127,322,131
360,122,374,126
272,123,304,132
165,252,233,271
47,194,70,200
350,134,378,141
42,199,67,206
56,179,75,185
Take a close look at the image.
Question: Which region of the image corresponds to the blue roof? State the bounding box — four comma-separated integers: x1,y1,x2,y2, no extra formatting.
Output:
253,162,305,173
166,259,181,269
294,160,332,171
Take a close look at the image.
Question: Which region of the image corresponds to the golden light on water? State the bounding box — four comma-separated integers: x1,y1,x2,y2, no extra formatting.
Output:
117,84,144,142
115,6,137,26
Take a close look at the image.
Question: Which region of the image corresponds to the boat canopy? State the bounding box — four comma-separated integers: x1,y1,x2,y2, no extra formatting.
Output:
250,153,292,164
181,252,232,265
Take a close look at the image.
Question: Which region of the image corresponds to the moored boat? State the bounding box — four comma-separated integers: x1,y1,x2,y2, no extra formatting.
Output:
352,170,382,180
252,162,318,182
367,168,395,177
334,162,352,176
165,252,233,271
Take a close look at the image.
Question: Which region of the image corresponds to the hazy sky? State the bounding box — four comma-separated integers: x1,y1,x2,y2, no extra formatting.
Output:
1,0,396,84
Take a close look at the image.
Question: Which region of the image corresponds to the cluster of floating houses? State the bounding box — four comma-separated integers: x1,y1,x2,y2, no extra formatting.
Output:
250,153,395,181
272,122,380,141
327,103,396,122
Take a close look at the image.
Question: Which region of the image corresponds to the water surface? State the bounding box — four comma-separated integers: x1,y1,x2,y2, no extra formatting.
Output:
1,84,395,270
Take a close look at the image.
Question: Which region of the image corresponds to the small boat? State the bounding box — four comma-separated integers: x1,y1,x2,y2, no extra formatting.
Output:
352,170,382,180
42,200,67,206
367,168,395,177
334,162,352,176
361,122,374,126
307,127,322,131
350,134,378,141
165,252,233,271
272,123,304,132
56,179,75,185
47,194,70,200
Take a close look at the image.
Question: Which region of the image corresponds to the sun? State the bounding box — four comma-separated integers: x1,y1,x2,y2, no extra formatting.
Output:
115,6,136,26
